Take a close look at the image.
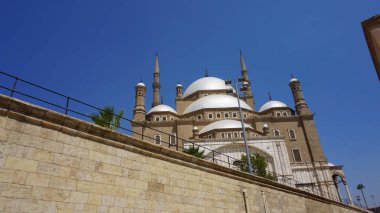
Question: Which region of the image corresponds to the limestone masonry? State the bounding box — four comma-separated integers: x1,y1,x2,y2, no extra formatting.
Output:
0,93,366,212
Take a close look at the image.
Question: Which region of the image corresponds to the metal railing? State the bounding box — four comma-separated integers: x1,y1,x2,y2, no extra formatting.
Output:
0,70,340,201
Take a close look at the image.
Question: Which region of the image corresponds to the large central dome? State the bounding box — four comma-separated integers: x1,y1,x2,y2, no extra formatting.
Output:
183,77,234,97
183,94,253,114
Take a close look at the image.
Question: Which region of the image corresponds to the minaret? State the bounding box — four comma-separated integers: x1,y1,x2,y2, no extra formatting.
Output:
133,81,146,121
240,50,255,110
289,75,312,115
152,53,161,107
176,83,183,98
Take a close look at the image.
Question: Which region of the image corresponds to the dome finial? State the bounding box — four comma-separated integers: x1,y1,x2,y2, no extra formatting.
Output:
268,92,272,101
291,73,295,78
204,68,209,77
160,96,164,104
140,78,142,83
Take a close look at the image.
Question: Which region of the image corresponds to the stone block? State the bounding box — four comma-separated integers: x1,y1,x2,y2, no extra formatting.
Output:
109,206,123,213
63,144,89,158
12,170,28,184
4,156,38,172
87,193,102,205
0,128,9,142
88,150,121,166
21,123,42,137
102,163,124,176
34,149,54,163
79,159,96,171
19,200,44,213
102,195,115,206
43,139,64,153
70,191,89,204
40,128,58,141
53,153,80,168
5,118,23,132
0,183,32,198
26,173,50,187
37,162,60,176
83,204,98,212
49,176,77,190
41,188,71,202
0,168,14,182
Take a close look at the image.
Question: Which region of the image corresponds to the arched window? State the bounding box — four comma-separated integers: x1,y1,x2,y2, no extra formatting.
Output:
276,112,281,117
197,115,202,120
169,133,176,145
282,112,288,116
154,135,161,145
288,129,296,140
273,130,280,136
155,117,160,121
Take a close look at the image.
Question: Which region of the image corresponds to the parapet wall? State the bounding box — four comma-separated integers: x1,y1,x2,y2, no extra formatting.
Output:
0,94,366,212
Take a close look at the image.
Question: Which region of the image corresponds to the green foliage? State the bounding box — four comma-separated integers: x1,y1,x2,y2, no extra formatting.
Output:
356,184,365,190
239,153,274,180
183,146,205,159
90,106,124,130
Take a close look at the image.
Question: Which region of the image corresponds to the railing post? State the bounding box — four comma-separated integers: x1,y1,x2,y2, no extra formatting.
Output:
228,156,230,167
212,150,215,163
65,96,70,115
10,77,19,97
168,133,171,148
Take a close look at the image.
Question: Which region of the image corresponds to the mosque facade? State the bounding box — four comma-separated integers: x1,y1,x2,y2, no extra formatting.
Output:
131,53,353,204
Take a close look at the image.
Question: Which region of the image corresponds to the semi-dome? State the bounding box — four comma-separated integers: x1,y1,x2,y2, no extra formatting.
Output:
183,77,234,97
136,82,145,87
183,94,253,114
147,104,177,115
199,120,253,134
259,100,288,112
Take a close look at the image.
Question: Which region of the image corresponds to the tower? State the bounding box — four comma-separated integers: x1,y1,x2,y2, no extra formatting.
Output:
289,76,312,115
240,51,255,110
133,81,146,121
176,83,183,98
152,53,161,107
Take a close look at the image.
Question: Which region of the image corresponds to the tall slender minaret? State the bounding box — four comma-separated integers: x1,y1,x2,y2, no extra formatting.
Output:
152,53,161,107
289,75,312,115
240,50,255,110
133,81,146,121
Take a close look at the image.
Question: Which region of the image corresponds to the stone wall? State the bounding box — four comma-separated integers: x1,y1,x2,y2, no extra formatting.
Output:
0,95,367,213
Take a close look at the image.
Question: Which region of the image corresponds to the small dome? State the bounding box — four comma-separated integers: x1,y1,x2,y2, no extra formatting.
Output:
176,84,183,87
289,78,299,83
183,77,234,97
136,82,145,87
259,100,288,112
147,104,177,115
199,120,253,135
183,94,253,114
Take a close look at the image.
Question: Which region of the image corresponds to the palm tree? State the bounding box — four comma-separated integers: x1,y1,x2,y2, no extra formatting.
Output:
183,146,205,159
239,153,275,180
90,106,124,130
357,184,368,209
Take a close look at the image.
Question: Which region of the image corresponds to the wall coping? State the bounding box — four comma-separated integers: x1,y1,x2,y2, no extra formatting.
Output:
0,94,366,212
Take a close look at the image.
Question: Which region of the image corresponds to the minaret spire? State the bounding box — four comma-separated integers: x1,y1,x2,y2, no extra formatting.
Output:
239,50,255,110
240,50,247,73
152,53,161,107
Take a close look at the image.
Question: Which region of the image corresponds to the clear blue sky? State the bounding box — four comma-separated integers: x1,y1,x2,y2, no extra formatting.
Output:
1,0,379,207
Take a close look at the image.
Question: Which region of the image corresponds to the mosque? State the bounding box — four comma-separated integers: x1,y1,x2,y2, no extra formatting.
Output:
130,52,354,204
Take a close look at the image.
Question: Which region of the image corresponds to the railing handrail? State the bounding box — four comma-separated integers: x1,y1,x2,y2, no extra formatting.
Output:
0,70,338,201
